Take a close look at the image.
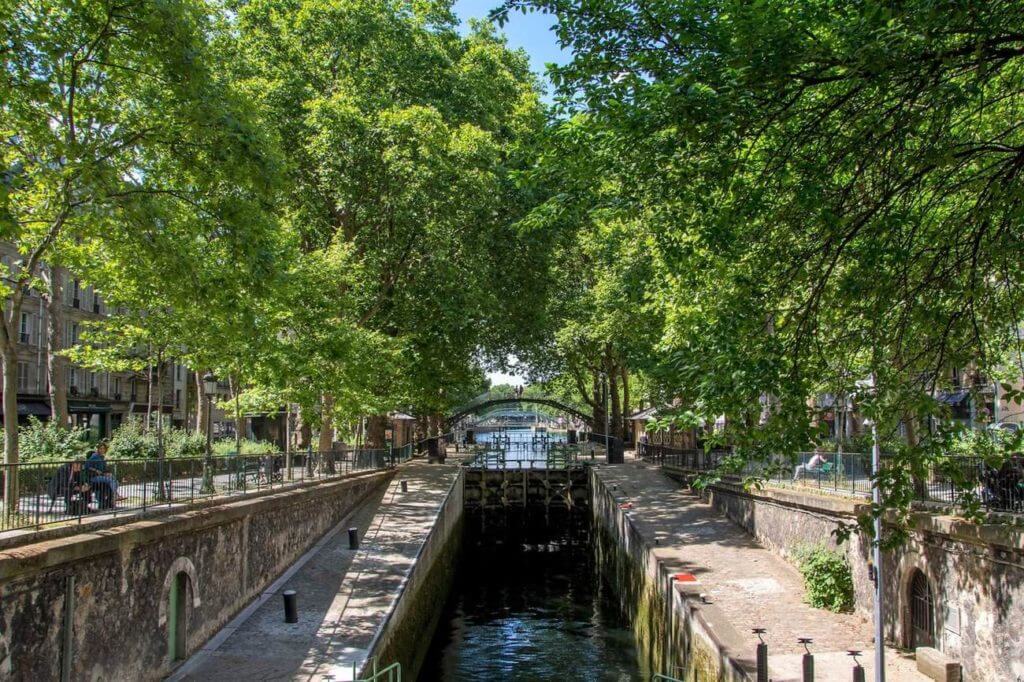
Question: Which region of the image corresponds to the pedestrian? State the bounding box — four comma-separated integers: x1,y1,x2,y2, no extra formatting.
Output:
86,441,126,502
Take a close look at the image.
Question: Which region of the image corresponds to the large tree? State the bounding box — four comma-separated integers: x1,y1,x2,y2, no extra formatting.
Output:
500,0,1024,517
0,0,279,516
229,0,545,441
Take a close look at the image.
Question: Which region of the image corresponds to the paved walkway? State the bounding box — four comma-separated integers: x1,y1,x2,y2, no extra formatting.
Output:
170,455,466,681
596,461,927,682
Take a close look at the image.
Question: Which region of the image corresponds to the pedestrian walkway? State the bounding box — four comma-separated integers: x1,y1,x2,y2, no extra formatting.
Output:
170,454,466,681
595,461,927,681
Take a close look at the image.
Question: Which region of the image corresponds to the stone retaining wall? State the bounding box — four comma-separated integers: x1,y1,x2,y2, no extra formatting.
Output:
0,470,391,681
590,468,755,681
362,470,463,680
702,480,1024,681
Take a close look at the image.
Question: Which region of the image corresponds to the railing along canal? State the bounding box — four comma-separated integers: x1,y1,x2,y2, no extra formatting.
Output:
637,443,1024,514
0,443,414,533
463,443,584,470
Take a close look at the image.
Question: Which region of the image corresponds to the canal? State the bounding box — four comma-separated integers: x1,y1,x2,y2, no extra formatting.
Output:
420,428,645,681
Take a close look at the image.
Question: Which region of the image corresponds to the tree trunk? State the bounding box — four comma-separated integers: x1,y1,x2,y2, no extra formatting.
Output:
194,371,207,435
609,364,622,440
294,402,310,449
620,366,630,442
318,393,334,452
366,415,388,448
43,266,67,427
230,375,243,454
591,371,606,434
155,355,166,500
145,354,153,432
2,341,20,520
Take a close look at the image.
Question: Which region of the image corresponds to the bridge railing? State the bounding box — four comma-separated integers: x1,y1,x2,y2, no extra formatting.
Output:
0,447,401,534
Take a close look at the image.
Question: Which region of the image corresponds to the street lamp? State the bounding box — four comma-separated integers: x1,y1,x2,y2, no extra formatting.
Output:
200,372,217,494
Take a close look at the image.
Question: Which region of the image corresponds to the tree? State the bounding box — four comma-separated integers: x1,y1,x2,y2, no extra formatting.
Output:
0,0,280,516
229,0,545,438
499,0,1024,521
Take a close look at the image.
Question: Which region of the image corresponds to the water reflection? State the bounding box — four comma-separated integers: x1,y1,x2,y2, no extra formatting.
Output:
420,509,643,681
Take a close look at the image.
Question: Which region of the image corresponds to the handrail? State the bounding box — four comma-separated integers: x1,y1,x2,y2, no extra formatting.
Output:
355,659,401,681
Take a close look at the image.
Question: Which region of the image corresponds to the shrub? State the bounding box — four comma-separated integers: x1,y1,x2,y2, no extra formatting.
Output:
16,417,91,462
212,438,278,456
793,545,854,613
107,417,159,460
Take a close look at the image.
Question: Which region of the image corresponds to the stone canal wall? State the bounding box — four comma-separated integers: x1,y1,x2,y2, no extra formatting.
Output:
590,467,754,681
703,481,1024,681
361,470,464,680
0,470,391,681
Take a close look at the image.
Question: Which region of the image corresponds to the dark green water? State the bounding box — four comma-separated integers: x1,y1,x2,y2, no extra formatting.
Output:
420,509,644,681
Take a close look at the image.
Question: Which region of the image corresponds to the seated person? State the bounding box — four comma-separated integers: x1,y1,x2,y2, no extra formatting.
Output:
47,460,93,514
793,452,828,481
86,442,124,504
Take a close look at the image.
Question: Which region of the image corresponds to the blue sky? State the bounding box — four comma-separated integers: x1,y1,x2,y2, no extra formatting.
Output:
452,0,570,97
453,1,567,387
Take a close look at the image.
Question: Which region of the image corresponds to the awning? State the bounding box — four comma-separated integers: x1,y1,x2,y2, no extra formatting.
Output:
390,412,416,421
17,400,51,417
937,390,970,406
69,401,112,414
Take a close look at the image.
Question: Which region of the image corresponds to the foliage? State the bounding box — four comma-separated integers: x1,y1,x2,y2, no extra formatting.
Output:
793,545,854,613
107,418,206,460
13,418,91,462
498,0,1024,529
212,439,278,456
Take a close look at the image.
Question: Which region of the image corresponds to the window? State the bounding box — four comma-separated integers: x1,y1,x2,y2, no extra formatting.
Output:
19,312,30,344
175,389,181,407
951,367,961,389
69,322,79,347
909,570,936,649
92,293,102,314
71,279,81,308
113,377,121,398
68,367,77,389
17,361,30,392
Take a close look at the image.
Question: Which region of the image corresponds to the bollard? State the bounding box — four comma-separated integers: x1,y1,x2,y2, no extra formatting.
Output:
400,480,408,493
283,590,298,623
848,650,864,682
753,628,768,682
799,638,814,682
348,527,359,550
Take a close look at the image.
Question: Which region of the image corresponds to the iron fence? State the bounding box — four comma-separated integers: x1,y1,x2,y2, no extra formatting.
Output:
0,445,411,534
638,443,1024,514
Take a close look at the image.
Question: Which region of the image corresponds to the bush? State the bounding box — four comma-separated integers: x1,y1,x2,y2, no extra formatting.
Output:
212,438,279,456
793,545,854,612
15,417,92,462
107,418,159,460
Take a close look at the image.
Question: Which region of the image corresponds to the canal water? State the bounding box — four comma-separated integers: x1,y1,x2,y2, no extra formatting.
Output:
420,430,644,681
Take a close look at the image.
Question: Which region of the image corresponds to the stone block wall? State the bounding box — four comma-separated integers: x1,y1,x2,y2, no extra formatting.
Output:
704,482,1024,681
0,470,391,681
591,469,755,681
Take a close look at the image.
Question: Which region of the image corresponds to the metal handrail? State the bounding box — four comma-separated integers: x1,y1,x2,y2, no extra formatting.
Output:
0,447,397,533
355,659,401,682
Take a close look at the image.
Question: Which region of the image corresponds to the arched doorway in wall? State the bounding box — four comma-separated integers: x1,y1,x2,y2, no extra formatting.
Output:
908,570,937,649
167,571,190,661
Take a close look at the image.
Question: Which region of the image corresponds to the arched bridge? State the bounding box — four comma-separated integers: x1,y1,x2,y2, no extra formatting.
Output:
446,397,591,428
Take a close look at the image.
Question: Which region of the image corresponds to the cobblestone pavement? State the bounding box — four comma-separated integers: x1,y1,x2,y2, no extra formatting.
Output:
597,461,928,681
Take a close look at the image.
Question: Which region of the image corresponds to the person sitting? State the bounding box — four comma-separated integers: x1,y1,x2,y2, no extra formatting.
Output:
85,442,123,507
47,460,93,515
793,452,828,481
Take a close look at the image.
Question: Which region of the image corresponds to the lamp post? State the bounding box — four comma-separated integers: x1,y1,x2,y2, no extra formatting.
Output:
856,373,885,682
200,372,217,494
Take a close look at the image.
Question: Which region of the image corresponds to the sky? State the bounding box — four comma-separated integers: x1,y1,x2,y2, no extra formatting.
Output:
452,0,570,99
453,1,567,387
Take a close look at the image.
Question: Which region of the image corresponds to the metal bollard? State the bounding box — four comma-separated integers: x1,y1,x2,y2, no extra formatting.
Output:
348,527,359,550
753,628,768,682
848,650,865,682
283,590,298,623
400,480,408,493
799,638,814,682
